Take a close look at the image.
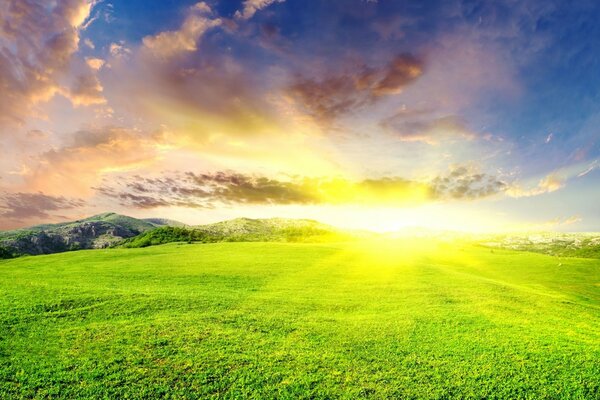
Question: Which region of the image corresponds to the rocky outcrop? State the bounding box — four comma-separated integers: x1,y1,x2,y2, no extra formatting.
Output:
0,213,183,258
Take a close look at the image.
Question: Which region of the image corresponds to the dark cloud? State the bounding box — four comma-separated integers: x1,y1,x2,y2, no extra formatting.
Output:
288,54,423,121
371,54,424,96
186,172,317,204
98,172,314,209
96,168,507,210
431,166,507,199
287,75,372,122
0,192,85,221
94,180,207,210
116,193,174,209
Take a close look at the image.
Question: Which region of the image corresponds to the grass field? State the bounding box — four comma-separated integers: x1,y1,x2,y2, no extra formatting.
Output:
1,240,599,399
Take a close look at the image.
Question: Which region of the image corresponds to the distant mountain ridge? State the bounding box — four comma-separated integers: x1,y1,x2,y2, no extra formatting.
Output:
0,213,185,258
0,214,346,258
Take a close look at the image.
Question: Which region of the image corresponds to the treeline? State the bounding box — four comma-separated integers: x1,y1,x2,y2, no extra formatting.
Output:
0,246,14,259
121,227,210,248
522,243,600,259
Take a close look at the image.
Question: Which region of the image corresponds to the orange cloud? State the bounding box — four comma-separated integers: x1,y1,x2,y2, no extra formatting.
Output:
0,0,97,127
234,0,286,20
85,57,105,70
22,127,168,197
142,2,221,59
66,73,106,106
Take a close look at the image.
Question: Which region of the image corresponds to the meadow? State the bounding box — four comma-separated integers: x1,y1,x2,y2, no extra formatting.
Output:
0,240,598,399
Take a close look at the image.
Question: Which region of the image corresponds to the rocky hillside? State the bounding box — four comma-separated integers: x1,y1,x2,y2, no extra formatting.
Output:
0,213,184,258
0,215,349,257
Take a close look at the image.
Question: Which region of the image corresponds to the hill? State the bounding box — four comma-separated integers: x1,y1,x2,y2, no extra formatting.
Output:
121,217,350,248
0,213,184,258
0,240,598,398
0,215,351,258
480,232,600,258
3,213,600,260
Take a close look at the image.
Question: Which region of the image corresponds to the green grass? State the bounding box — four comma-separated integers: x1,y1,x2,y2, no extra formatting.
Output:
0,240,599,399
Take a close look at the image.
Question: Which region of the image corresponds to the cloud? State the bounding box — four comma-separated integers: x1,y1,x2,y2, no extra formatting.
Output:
0,0,96,127
85,57,105,70
109,41,131,57
66,72,106,106
563,215,582,225
96,171,431,209
380,111,477,144
577,160,598,178
142,2,221,59
235,0,285,20
108,29,288,142
506,174,564,198
431,166,507,199
537,215,582,230
371,54,424,96
26,129,50,140
94,186,178,209
22,127,168,197
93,2,289,145
0,192,84,222
287,75,374,122
83,38,95,49
191,2,212,14
95,167,507,210
287,54,423,121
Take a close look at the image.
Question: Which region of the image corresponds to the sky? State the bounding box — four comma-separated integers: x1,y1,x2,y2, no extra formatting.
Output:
0,0,599,232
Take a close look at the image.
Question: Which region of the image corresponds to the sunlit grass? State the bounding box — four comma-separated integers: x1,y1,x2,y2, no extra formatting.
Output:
0,240,598,398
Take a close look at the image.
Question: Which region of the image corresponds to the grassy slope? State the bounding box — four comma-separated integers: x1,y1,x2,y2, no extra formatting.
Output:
0,241,598,399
